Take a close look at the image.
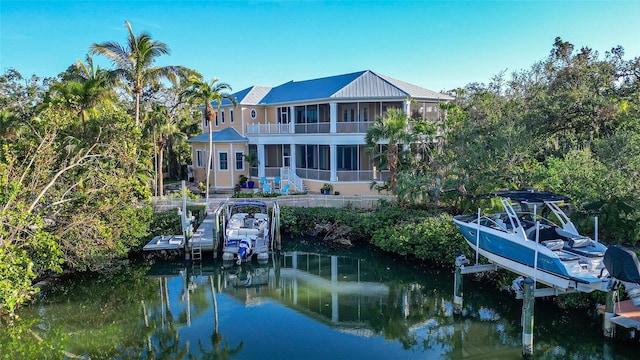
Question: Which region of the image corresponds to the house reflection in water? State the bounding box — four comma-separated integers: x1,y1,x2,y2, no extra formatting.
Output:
146,251,432,336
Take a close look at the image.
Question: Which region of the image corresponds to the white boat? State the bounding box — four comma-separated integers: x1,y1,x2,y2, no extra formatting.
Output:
221,200,277,265
453,190,611,293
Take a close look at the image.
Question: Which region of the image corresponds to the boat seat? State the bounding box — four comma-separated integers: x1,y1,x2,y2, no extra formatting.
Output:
556,250,581,262
238,228,259,237
562,236,605,257
541,239,564,251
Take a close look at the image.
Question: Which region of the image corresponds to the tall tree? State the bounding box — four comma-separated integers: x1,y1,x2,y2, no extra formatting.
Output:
181,76,236,211
90,21,190,126
365,108,414,191
40,55,117,133
146,103,188,196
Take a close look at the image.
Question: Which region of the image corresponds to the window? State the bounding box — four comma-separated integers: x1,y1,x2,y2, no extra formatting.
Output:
215,114,219,127
278,107,289,124
250,109,257,119
196,150,206,168
230,109,234,123
218,152,228,171
235,152,244,170
221,110,225,124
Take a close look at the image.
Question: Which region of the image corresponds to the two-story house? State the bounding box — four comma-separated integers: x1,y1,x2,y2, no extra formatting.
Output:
187,70,453,195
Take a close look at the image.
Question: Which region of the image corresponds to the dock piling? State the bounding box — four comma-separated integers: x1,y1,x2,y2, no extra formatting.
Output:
603,281,617,338
522,277,535,356
453,253,469,314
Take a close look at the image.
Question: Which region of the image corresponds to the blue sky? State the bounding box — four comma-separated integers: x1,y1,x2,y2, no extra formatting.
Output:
2,0,639,93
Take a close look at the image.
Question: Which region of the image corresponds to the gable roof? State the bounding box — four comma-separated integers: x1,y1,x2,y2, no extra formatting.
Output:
259,70,454,104
218,85,271,106
214,70,453,108
187,127,248,143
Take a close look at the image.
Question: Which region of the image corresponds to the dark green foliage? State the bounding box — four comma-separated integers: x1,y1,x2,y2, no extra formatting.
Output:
280,202,466,265
369,213,466,265
148,210,181,239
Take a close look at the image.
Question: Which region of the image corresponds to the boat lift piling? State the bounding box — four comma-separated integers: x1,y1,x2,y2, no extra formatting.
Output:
522,277,535,357
603,282,617,338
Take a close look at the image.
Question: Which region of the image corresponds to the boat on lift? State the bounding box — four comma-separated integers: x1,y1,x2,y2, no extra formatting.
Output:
453,190,610,293
222,200,277,265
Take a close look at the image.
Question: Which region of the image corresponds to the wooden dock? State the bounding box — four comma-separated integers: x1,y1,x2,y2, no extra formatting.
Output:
598,300,640,330
188,213,219,256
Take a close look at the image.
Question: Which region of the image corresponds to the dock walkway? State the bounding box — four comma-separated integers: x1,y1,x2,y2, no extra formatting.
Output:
189,213,218,252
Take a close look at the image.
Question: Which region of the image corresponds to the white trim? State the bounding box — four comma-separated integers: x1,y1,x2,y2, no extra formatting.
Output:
218,151,229,171
195,149,206,168
250,108,257,119
235,150,245,171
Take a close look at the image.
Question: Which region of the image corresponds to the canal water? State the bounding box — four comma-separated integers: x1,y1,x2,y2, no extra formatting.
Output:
5,242,639,359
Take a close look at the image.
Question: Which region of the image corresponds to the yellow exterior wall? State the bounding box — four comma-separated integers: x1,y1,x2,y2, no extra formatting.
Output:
303,180,388,196
191,141,250,190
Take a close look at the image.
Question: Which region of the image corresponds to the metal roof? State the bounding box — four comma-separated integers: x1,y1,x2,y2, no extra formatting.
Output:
187,127,248,143
260,71,365,104
214,70,453,107
218,85,272,106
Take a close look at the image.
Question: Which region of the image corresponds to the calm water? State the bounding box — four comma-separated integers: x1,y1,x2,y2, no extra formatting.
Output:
5,242,639,359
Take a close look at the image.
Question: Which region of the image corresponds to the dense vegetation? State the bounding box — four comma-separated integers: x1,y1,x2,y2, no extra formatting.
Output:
0,24,207,316
1,28,639,317
280,202,464,266
369,38,640,247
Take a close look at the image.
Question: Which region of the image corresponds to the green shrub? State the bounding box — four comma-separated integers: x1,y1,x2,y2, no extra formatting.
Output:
369,213,466,265
148,210,181,238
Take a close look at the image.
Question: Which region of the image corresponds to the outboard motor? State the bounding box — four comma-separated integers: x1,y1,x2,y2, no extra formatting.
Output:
604,245,640,306
237,238,253,265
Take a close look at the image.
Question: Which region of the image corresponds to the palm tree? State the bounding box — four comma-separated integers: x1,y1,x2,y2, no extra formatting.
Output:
90,21,191,126
146,104,187,196
365,108,414,191
181,76,236,211
41,55,116,133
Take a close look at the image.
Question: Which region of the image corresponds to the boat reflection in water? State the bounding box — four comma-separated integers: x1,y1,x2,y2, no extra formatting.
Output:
141,250,635,360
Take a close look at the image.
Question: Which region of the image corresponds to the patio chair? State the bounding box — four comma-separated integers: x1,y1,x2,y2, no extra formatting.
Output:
280,183,290,195
263,182,271,194
274,177,281,191
260,177,267,186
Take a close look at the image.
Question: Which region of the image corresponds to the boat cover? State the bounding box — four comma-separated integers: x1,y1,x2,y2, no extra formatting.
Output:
603,245,640,283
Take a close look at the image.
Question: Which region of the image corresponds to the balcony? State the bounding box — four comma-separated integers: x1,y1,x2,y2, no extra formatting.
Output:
336,121,372,134
247,123,292,135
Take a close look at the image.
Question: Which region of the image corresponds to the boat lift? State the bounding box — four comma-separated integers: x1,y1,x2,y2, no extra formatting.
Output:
453,207,636,356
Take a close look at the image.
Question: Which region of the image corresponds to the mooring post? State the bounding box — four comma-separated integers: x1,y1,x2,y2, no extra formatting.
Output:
212,209,220,259
603,281,617,338
453,253,468,314
522,277,535,356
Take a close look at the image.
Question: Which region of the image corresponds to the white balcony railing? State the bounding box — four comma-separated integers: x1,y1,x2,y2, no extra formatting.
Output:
246,123,292,135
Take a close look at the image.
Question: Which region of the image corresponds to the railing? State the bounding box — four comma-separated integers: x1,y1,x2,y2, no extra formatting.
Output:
295,168,331,181
246,121,375,134
294,123,330,134
336,170,389,182
247,123,292,135
264,167,281,177
282,167,304,191
336,121,372,134
151,194,395,211
274,195,395,210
